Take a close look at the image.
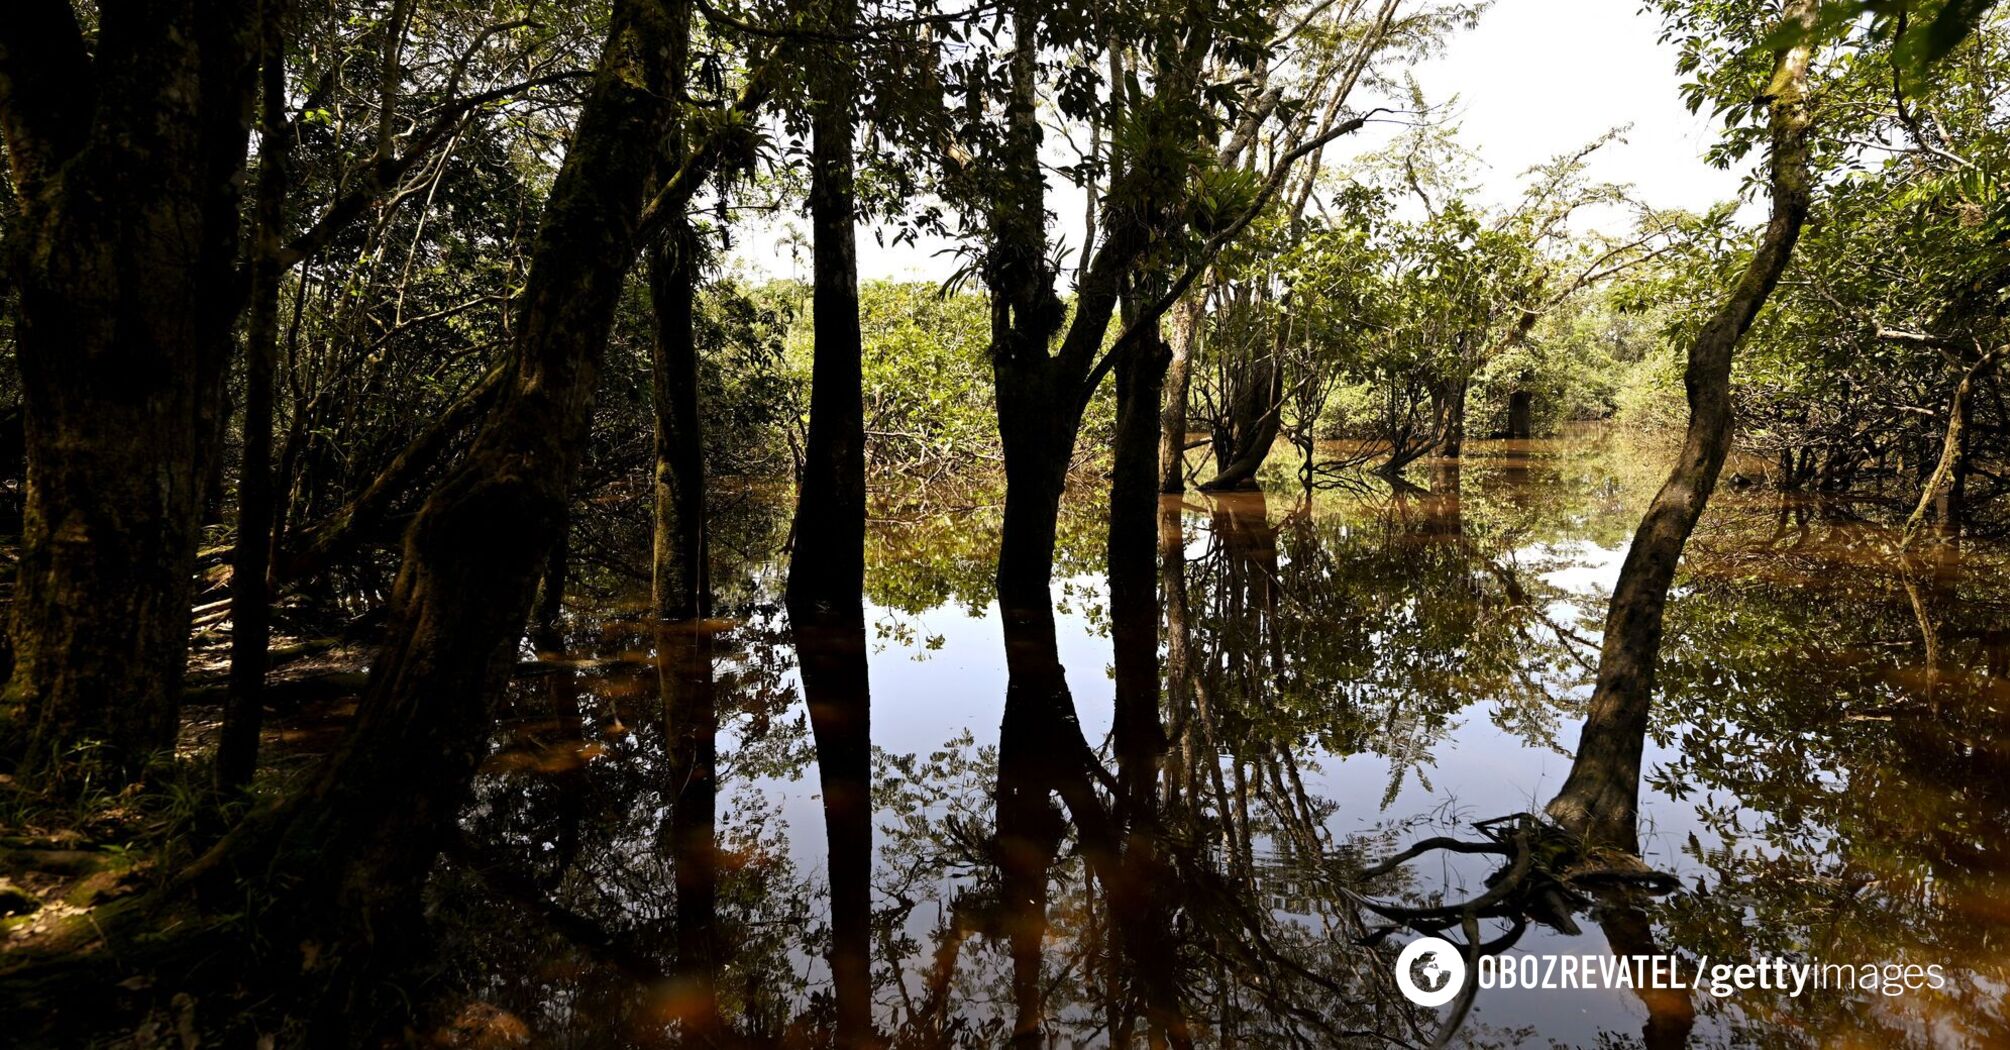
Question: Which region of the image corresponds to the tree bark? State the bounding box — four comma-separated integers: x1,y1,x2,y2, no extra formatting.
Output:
1547,1,1817,848
1110,319,1170,814
219,24,292,791
1,2,261,785
1903,343,2007,546
649,227,709,622
1158,294,1204,493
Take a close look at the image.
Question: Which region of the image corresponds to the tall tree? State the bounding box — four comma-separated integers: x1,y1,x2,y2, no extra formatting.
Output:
174,0,777,982
0,2,261,785
786,0,867,623
650,227,711,621
1547,0,1820,846
785,1,875,1040
218,8,294,792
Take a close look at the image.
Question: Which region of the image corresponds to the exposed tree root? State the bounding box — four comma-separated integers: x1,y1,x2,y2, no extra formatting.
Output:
1350,813,1680,1048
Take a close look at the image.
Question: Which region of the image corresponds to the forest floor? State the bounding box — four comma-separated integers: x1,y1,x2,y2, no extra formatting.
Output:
0,631,374,957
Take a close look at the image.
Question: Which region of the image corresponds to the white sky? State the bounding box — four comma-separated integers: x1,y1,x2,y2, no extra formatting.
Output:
1396,0,1750,211
730,0,1753,283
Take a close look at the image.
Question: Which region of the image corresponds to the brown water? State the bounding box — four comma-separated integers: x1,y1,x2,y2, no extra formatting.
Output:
433,431,2010,1048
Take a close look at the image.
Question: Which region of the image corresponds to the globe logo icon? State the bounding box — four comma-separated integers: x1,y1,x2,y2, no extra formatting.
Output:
1394,936,1467,1007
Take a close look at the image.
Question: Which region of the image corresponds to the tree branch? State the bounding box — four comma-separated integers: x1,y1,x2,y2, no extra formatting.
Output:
1081,111,1382,405
275,71,591,270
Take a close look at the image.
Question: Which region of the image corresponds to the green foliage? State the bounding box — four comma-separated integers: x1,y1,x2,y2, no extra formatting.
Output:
778,281,1000,476
1665,6,2010,490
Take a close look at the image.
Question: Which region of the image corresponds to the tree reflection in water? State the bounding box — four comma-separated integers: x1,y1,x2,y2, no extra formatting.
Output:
423,434,2010,1049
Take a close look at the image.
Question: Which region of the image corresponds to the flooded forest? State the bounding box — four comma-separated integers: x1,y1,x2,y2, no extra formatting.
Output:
3,0,2010,1046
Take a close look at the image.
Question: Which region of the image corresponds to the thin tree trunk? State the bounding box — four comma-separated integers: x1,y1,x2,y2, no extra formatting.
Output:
1547,0,1817,847
1903,343,2007,547
649,228,709,621
1158,294,1204,493
219,24,292,792
1159,498,1194,808
1110,317,1170,813
791,10,872,1038
787,0,867,623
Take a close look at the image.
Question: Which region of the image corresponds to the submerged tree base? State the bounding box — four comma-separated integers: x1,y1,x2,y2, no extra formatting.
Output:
1354,813,1679,948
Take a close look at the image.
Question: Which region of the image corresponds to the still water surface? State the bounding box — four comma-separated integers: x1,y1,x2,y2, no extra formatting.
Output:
437,431,2010,1048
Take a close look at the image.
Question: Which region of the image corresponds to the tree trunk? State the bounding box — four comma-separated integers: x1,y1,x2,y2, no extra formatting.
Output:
1,4,260,786
1158,294,1204,494
1904,343,2007,546
1547,1,1816,848
1201,350,1281,490
994,362,1081,620
1158,498,1195,808
179,0,685,976
219,26,292,792
1433,377,1469,458
1506,388,1533,440
649,228,709,621
1110,320,1170,813
790,4,872,1040
787,0,867,627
